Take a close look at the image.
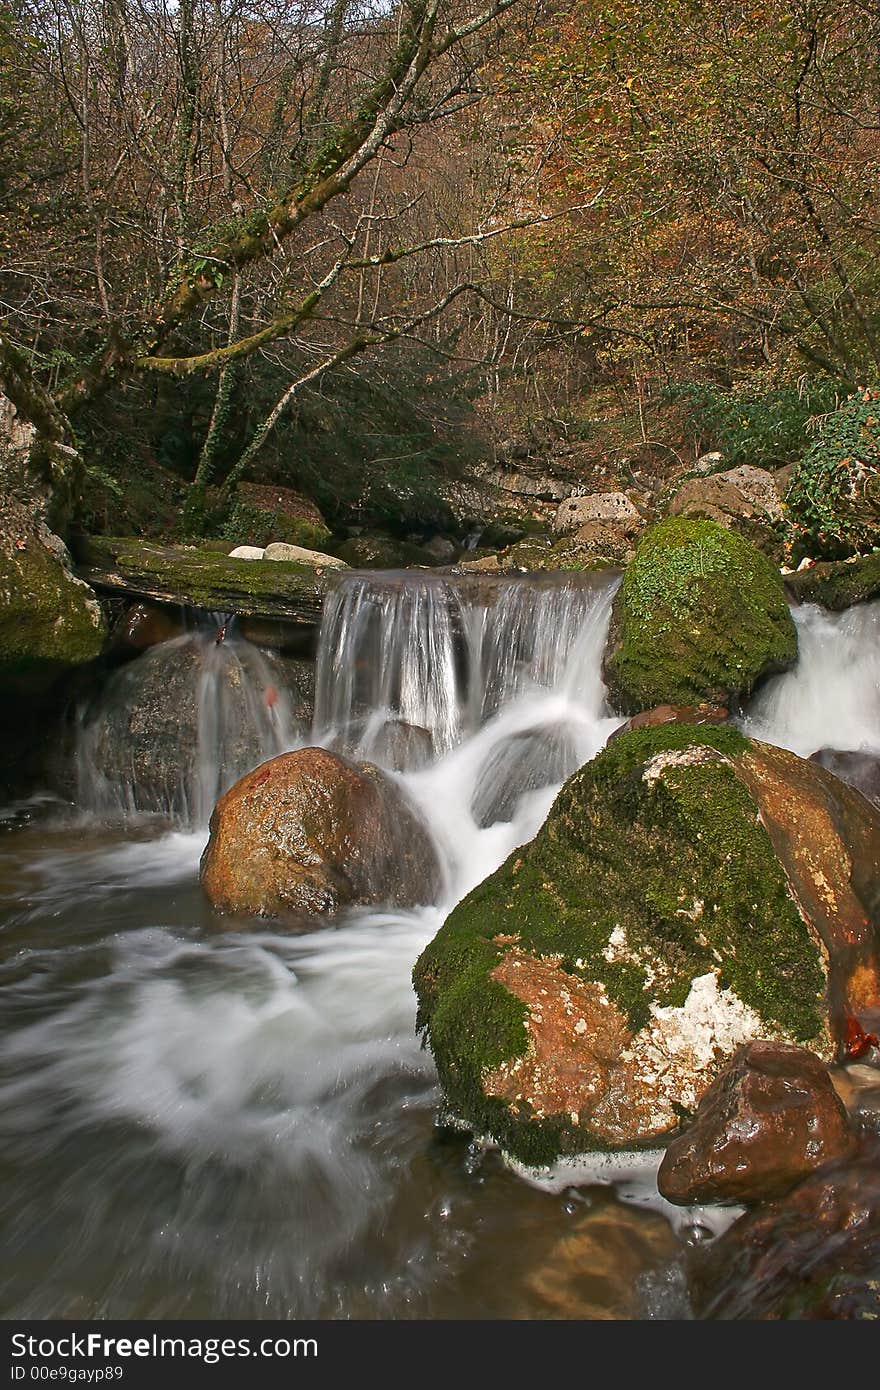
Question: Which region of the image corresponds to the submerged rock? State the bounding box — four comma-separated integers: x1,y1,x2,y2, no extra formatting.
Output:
658,1041,856,1206
603,518,797,714
413,723,880,1166
691,1144,880,1319
201,746,441,919
471,724,581,827
329,717,434,773
112,601,183,654
810,748,880,809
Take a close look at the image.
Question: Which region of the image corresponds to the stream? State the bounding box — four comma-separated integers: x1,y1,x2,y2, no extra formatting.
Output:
1,574,878,1319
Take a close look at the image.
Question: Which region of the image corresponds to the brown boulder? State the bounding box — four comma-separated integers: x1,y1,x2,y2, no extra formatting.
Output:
668,467,784,559
113,601,183,654
200,746,441,919
691,1143,880,1319
658,1041,857,1206
607,702,728,743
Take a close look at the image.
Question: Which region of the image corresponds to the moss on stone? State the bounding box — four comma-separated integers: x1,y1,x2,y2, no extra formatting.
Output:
77,536,331,624
0,536,106,694
786,551,880,611
603,517,797,714
221,501,331,552
413,722,828,1164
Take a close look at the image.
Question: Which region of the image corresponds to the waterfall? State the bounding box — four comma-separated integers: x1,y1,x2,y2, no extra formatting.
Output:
77,619,301,824
314,570,619,764
8,575,880,1319
742,599,880,756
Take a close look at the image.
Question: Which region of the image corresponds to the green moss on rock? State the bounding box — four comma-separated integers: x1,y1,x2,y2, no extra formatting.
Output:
786,552,880,611
0,535,106,695
603,518,797,713
76,536,331,625
414,723,829,1165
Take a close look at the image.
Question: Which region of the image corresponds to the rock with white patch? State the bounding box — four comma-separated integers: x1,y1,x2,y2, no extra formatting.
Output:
414,722,880,1165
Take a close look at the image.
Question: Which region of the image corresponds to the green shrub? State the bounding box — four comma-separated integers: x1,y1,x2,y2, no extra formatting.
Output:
220,501,330,551
784,388,880,561
666,379,840,470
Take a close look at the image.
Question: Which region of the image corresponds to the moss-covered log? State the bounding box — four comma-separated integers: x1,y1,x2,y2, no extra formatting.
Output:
76,537,333,626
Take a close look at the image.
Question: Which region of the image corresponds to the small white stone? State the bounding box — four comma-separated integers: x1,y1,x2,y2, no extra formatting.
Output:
228,545,265,560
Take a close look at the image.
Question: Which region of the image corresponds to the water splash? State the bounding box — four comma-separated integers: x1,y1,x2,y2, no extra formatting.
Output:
742,599,880,756
314,570,619,765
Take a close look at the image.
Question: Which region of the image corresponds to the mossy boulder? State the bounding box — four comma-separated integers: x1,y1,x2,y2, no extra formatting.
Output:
0,511,106,697
603,518,797,714
413,724,880,1166
785,551,880,610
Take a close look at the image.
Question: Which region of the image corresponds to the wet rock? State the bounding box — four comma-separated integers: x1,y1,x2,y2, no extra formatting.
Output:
362,718,434,772
810,748,880,808
603,518,797,714
79,635,298,818
691,1143,880,1319
330,716,434,772
471,724,580,826
607,702,728,743
414,723,880,1166
272,655,316,728
236,616,316,657
113,601,183,654
263,541,348,569
553,492,642,538
201,746,441,919
786,551,880,610
658,1041,857,1206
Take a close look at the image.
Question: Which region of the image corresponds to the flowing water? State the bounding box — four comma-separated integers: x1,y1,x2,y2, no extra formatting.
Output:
1,579,878,1319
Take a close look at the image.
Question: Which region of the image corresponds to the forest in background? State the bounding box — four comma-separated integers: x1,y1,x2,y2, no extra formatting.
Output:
1,0,879,543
